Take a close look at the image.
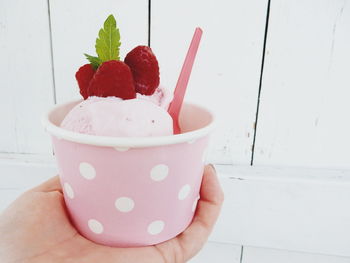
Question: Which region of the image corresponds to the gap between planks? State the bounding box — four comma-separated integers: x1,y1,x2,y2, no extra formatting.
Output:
46,0,57,105
250,0,271,165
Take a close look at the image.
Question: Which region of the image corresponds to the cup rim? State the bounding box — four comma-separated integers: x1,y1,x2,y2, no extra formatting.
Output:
42,100,216,148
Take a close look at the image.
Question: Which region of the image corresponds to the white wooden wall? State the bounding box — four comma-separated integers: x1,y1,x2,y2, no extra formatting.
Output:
2,0,349,168
0,0,54,154
254,0,350,169
1,0,350,262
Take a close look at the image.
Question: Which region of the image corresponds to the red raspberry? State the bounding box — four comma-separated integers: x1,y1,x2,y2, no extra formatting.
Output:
88,60,136,99
75,64,95,99
124,46,160,95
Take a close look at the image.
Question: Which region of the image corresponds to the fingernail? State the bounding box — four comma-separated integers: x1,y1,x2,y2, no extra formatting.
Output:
209,163,216,174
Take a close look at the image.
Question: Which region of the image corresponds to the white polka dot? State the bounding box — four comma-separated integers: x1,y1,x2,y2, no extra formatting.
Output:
114,147,130,152
147,220,165,235
192,197,200,212
150,164,169,182
79,162,96,180
115,197,135,212
178,184,191,200
88,219,104,234
64,182,74,199
188,139,197,144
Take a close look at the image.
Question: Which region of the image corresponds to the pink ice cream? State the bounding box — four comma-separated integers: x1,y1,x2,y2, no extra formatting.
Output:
61,87,174,137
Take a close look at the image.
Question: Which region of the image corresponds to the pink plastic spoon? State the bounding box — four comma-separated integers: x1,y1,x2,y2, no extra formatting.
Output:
168,27,203,134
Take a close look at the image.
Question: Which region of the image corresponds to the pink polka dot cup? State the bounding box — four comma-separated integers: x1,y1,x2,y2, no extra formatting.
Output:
43,100,214,247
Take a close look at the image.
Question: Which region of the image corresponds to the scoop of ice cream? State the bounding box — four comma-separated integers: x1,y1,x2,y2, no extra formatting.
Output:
61,96,173,137
136,86,173,110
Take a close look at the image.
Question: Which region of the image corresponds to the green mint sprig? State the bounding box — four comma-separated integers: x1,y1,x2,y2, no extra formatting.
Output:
84,54,102,70
84,14,121,69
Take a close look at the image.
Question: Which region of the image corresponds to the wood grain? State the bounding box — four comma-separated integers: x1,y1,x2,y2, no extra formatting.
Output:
0,0,55,154
2,158,350,257
212,164,350,257
254,0,350,168
242,246,350,263
151,0,269,164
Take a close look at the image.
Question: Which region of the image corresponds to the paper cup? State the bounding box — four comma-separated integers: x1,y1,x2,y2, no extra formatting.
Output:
43,100,215,247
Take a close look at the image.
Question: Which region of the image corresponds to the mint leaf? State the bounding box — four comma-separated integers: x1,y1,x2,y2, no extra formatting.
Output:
84,53,102,69
95,14,121,62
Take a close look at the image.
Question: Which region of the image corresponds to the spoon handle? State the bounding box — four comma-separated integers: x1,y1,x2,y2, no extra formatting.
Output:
168,27,203,134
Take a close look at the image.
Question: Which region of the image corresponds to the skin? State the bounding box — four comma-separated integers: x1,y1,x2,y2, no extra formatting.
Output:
0,165,224,263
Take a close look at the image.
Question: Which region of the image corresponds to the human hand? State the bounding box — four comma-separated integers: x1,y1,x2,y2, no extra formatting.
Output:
0,165,223,263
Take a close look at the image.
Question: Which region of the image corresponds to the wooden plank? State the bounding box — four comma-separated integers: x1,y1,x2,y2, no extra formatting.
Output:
0,158,55,210
151,0,269,164
0,0,55,154
0,158,242,262
211,165,350,257
2,158,350,257
1,192,240,262
49,0,149,104
189,242,241,263
254,0,350,168
0,190,22,211
0,157,56,190
242,246,350,263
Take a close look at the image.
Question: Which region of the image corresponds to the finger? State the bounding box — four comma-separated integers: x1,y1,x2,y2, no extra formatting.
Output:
189,164,224,230
29,175,63,193
176,164,224,260
198,164,224,207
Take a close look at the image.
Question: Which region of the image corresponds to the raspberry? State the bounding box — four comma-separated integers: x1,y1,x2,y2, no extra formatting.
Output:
124,46,160,95
75,64,95,99
88,60,136,99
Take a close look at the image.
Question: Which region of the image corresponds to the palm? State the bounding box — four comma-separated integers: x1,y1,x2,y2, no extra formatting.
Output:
0,165,223,263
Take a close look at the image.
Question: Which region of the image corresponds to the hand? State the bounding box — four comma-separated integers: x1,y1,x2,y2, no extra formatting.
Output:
0,165,223,263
